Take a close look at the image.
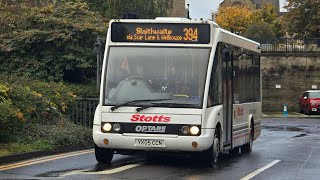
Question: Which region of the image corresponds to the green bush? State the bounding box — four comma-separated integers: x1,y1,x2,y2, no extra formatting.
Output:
9,79,76,122
0,75,77,142
18,119,92,149
0,99,22,142
0,83,23,142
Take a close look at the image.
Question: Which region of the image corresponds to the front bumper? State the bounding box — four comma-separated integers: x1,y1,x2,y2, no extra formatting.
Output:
93,125,214,152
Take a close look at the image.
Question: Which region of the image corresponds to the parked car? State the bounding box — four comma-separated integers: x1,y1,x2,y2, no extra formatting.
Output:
299,90,320,114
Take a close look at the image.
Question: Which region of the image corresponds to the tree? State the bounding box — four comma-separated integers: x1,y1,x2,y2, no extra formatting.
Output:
283,0,320,38
83,0,173,19
0,1,106,82
252,3,278,24
215,5,253,35
251,3,285,38
244,21,275,42
272,17,286,38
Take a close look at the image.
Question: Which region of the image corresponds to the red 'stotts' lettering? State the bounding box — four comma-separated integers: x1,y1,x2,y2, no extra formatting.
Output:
236,107,244,116
130,114,170,122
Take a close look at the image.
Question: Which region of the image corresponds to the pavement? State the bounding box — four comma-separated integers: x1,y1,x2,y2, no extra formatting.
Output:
262,111,320,118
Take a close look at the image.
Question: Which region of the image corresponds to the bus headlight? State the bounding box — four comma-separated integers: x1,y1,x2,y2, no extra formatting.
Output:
113,123,121,132
190,126,200,135
102,123,112,132
181,126,190,135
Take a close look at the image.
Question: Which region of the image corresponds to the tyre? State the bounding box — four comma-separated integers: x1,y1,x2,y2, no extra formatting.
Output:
229,147,240,156
241,124,253,154
95,145,114,164
202,135,220,167
211,137,220,165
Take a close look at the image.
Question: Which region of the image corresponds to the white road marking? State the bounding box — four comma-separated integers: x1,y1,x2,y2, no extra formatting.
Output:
60,163,142,177
84,163,142,175
240,160,281,180
261,113,268,117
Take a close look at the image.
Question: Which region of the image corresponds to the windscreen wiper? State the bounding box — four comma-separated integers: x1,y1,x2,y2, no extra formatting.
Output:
110,99,172,112
136,103,196,112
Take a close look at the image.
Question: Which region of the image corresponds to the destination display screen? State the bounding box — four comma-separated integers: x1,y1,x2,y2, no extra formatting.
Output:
111,22,211,44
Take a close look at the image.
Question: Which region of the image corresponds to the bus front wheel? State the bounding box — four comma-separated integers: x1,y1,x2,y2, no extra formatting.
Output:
95,145,114,164
202,135,220,167
211,137,220,165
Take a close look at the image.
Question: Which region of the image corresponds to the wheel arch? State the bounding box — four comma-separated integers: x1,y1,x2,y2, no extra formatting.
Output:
247,114,254,143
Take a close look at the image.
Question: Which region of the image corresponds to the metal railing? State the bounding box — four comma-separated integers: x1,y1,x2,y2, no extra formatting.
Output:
69,98,99,127
254,38,320,53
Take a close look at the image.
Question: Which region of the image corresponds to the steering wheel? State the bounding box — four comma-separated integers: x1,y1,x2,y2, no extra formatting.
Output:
126,76,152,85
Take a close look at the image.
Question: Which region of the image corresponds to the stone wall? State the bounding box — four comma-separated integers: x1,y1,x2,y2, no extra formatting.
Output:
261,53,320,112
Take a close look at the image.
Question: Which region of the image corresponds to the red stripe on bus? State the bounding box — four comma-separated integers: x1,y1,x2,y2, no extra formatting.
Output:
233,128,261,140
233,132,248,140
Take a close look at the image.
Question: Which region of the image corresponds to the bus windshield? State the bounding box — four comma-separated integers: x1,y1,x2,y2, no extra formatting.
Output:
103,47,210,108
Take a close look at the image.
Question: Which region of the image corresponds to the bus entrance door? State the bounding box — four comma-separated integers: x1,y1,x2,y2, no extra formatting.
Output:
222,49,233,148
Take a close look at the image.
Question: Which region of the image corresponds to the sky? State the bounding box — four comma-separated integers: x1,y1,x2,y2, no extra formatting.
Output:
185,0,287,20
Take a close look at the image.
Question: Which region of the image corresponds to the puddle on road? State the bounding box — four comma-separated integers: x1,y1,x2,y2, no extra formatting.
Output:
263,126,303,132
292,133,307,138
263,126,310,139
287,127,303,131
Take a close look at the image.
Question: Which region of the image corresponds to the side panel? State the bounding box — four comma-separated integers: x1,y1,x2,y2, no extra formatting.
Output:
232,103,261,147
231,46,262,147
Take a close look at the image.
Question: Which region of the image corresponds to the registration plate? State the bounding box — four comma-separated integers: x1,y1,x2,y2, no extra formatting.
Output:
134,139,165,147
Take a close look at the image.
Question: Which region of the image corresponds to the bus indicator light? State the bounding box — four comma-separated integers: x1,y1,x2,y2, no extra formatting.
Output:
192,141,198,148
103,138,109,145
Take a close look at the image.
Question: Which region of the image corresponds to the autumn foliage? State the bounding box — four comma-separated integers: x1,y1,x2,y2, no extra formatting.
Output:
215,3,286,39
215,5,253,34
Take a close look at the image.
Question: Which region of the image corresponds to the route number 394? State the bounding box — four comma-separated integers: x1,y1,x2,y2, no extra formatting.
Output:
183,28,198,41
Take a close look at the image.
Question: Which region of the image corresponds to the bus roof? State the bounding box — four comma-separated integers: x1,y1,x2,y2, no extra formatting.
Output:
109,18,220,27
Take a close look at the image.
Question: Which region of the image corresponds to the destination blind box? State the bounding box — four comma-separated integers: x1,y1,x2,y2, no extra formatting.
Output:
111,22,210,44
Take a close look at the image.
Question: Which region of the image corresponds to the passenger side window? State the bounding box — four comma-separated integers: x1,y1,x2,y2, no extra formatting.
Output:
208,44,222,107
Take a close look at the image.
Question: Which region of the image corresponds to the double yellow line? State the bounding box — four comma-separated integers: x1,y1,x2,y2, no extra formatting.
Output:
0,149,94,171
